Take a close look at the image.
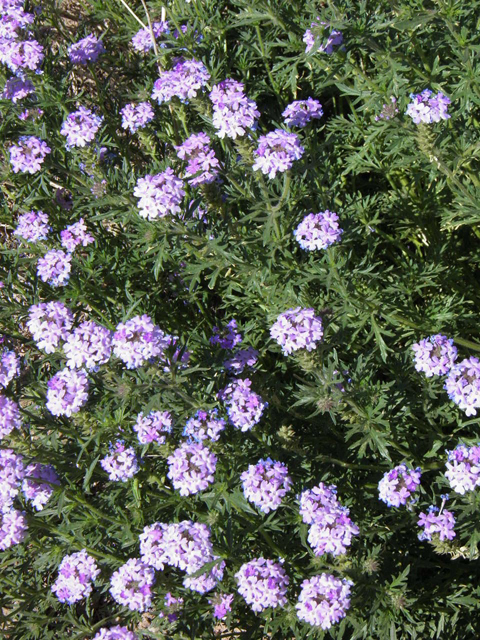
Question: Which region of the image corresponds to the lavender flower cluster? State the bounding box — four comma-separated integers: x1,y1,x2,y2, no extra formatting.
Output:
60,218,94,252
167,441,217,495
51,549,100,604
252,129,304,179
101,441,138,482
241,458,292,513
270,307,323,355
68,34,105,64
152,58,210,104
0,350,20,388
210,79,260,139
406,89,451,124
445,444,480,494
294,210,343,251
110,558,155,611
112,315,169,368
60,106,103,148
296,574,352,629
282,98,323,127
223,346,259,374
120,102,155,133
46,367,89,417
378,464,421,507
183,409,225,442
210,319,242,349
418,506,456,542
303,18,343,55
64,320,112,370
175,132,220,186
134,410,173,445
9,135,50,173
219,378,266,431
133,168,185,219
412,334,457,377
235,558,289,612
26,301,73,353
14,210,50,242
37,249,72,287
0,394,21,440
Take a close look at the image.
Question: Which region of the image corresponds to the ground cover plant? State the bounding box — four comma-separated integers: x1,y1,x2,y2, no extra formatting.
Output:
2,0,480,637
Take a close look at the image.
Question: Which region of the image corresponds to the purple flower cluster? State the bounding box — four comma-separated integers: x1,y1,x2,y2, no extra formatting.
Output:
133,168,185,220
296,574,352,629
112,315,169,369
219,378,266,431
0,508,27,549
64,321,112,370
183,409,226,443
9,136,50,173
224,347,259,374
131,21,168,53
46,367,89,417
51,550,100,604
2,76,35,102
241,458,292,513
294,210,343,251
210,79,260,139
101,441,138,482
167,442,217,495
406,89,451,124
92,627,138,640
445,444,480,494
444,357,480,416
60,106,103,148
210,319,242,349
412,334,457,377
282,98,323,127
60,218,95,252
26,301,73,353
418,506,456,541
303,18,343,55
68,33,105,64
183,558,225,594
270,307,324,355
22,463,60,510
151,58,210,104
0,448,24,510
0,394,21,440
14,210,50,243
120,102,155,133
252,129,304,179
211,592,234,620
0,350,20,388
134,410,172,445
158,591,184,622
37,249,72,287
110,558,155,611
0,38,44,72
235,558,289,612
378,464,421,507
175,132,220,186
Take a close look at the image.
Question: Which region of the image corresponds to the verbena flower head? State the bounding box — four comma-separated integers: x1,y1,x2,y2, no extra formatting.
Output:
270,307,324,355
296,574,352,629
175,132,220,186
211,592,234,620
0,508,27,550
406,89,451,124
210,78,260,139
37,249,72,287
60,106,103,147
133,168,185,220
282,98,323,127
252,129,304,179
139,521,170,570
46,367,89,417
112,315,169,369
378,464,421,507
120,102,155,133
299,483,340,524
68,34,105,64
161,520,214,574
0,395,22,440
412,334,457,377
151,58,210,104
60,218,94,252
183,558,225,593
0,38,44,72
64,321,112,370
224,347,259,374
51,550,100,604
0,6,33,39
0,449,24,511
100,441,138,482
131,21,168,53
167,441,217,496
307,508,359,556
26,301,74,354
210,319,242,349
418,507,456,541
0,350,20,388
183,409,226,443
235,558,289,612
219,378,266,431
445,444,480,494
2,76,35,102
110,558,155,612
9,136,50,173
22,463,60,510
14,210,50,243
303,18,343,54
444,357,480,416
241,458,292,513
92,627,138,640
294,211,343,251
134,410,172,445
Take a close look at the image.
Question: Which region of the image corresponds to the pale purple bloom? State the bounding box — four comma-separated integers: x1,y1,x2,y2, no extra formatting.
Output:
378,464,421,507
299,483,339,525
0,38,44,72
160,520,214,574
134,410,172,445
175,132,219,186
52,550,100,604
0,350,20,388
210,592,234,620
282,98,323,127
0,508,27,549
210,78,260,139
68,34,105,64
92,627,138,640
133,168,185,220
60,106,103,148
0,6,33,39
183,409,225,443
253,129,304,179
241,458,292,513
418,506,456,541
294,211,343,251
2,76,34,102
101,441,138,482
37,249,72,287
296,574,352,629
120,102,155,133
224,347,259,374
0,395,21,440
26,301,73,354
270,307,323,355
60,218,94,252
9,136,50,173
0,449,24,512
113,315,169,369
131,21,168,53
219,378,266,431
412,334,457,377
445,357,480,416
183,558,225,593
139,522,170,570
22,463,60,510
151,58,210,104
303,18,343,54
235,558,289,612
210,319,242,349
46,367,89,417
14,210,50,243
406,89,451,124
167,441,217,496
445,444,480,494
109,558,155,611
64,321,112,370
